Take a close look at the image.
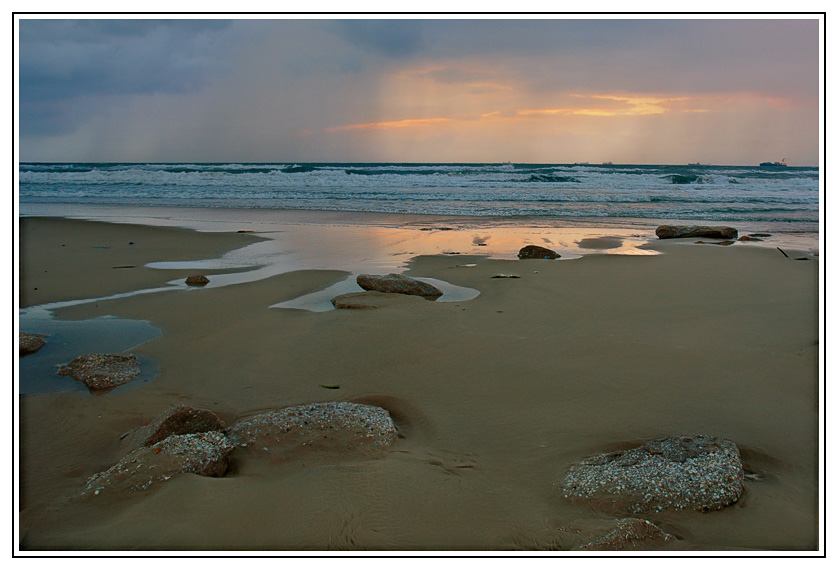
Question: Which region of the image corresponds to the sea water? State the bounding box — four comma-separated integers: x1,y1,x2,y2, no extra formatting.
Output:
19,162,820,235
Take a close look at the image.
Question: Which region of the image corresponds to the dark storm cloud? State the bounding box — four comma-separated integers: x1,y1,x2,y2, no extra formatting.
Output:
19,19,236,136
332,20,426,58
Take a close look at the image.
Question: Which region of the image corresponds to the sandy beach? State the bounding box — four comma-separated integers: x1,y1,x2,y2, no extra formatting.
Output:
17,213,819,551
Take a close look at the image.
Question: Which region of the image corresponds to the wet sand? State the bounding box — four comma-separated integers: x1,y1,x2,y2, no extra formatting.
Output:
17,215,820,552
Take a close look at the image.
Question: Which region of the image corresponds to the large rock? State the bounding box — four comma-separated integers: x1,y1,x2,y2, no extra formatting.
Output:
356,273,443,298
226,402,398,452
578,518,676,550
518,245,560,259
655,225,738,240
19,332,46,356
57,353,140,392
128,405,226,448
82,431,233,497
561,435,744,513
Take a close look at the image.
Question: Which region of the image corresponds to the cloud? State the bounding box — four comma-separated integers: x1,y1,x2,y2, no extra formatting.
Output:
332,20,425,58
19,19,236,136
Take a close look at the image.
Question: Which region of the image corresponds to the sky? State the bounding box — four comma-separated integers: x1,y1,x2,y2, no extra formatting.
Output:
17,17,821,165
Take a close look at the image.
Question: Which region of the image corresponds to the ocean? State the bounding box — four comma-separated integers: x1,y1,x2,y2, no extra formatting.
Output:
19,162,820,235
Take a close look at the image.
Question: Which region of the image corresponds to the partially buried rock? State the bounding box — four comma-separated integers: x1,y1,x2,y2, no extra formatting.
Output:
656,225,738,240
19,332,47,356
561,435,744,513
225,401,398,452
356,273,443,298
332,292,380,309
81,431,233,497
738,235,763,242
128,405,226,448
518,245,560,259
57,353,140,392
578,518,676,551
185,274,210,286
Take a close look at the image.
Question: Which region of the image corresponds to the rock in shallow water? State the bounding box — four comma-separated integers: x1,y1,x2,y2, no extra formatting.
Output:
225,401,398,451
561,435,744,513
517,245,560,259
19,332,46,356
128,405,226,448
356,273,443,298
656,225,738,240
57,353,140,392
82,431,233,497
185,274,210,286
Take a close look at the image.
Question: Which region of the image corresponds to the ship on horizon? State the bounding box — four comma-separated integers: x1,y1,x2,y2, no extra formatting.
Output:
760,158,788,167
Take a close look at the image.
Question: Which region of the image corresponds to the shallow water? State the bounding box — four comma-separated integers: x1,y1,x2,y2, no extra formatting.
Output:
19,307,161,396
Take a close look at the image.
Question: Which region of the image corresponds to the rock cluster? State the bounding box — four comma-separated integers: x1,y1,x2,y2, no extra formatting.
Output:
57,353,140,392
655,225,738,240
356,273,443,298
561,435,744,513
517,245,560,259
19,332,46,356
82,431,233,497
82,401,397,498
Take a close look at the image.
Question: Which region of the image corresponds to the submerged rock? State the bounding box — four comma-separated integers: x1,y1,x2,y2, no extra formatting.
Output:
656,225,738,240
517,245,560,259
561,435,744,513
356,273,443,298
226,401,398,452
695,240,735,246
578,518,676,551
57,353,140,392
185,274,210,286
82,431,233,497
128,405,226,448
19,332,47,356
738,235,764,242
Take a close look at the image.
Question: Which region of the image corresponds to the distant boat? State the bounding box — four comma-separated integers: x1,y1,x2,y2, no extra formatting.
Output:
601,161,613,166
688,162,701,166
760,158,788,167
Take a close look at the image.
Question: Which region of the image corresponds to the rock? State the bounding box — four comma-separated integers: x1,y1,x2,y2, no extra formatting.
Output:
356,273,443,298
738,235,763,242
332,292,379,309
655,225,738,240
128,405,226,448
749,233,772,238
491,274,521,279
517,245,560,259
225,402,398,452
694,240,735,246
57,353,140,392
561,435,744,513
578,518,676,550
19,333,46,356
185,274,210,286
81,431,233,497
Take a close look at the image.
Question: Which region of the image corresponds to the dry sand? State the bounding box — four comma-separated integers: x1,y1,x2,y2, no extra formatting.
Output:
17,216,819,551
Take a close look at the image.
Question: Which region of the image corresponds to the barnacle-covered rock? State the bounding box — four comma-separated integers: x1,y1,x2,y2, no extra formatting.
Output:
560,435,744,513
128,405,226,448
82,431,233,497
226,402,398,453
57,353,139,392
